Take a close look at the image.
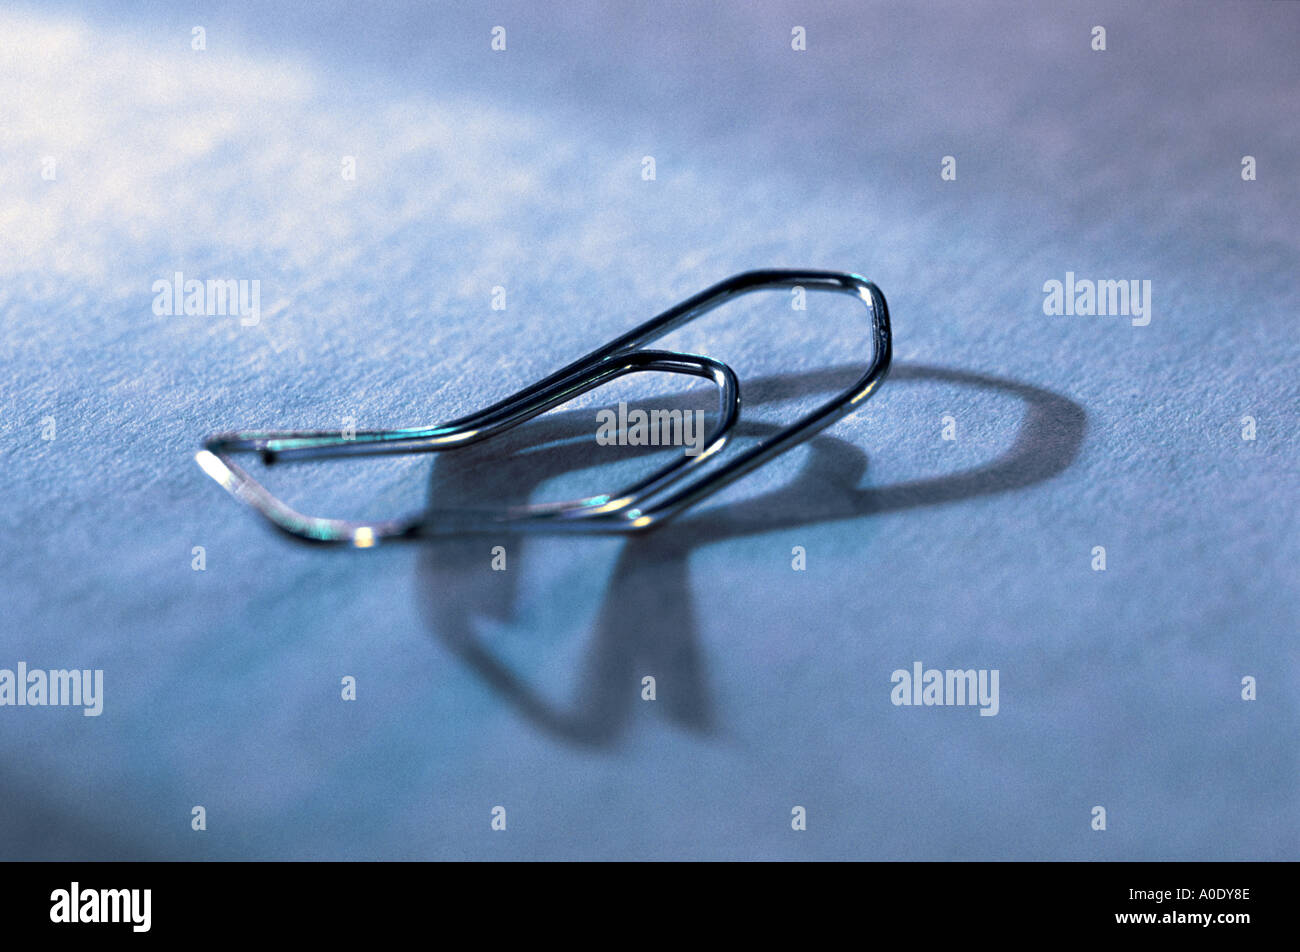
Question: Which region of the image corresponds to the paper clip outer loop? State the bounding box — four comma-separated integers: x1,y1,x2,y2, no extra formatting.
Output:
196,269,891,546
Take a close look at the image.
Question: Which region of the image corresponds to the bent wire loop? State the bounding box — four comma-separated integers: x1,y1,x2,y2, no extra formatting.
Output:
196,269,892,546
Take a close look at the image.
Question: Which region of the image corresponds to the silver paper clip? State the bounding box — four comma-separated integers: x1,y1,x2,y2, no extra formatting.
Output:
196,269,891,546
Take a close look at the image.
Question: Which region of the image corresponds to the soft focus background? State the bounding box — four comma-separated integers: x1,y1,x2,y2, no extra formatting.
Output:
1,1,1296,859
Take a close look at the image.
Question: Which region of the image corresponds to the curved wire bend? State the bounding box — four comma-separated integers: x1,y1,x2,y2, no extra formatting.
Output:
196,269,892,546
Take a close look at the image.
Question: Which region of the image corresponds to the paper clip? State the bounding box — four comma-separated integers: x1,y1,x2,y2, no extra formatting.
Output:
196,269,891,546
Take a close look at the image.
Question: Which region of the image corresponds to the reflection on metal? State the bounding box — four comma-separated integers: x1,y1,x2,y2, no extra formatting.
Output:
196,269,892,546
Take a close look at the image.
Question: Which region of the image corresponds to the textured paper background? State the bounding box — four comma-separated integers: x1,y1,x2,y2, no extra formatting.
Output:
1,1,1296,859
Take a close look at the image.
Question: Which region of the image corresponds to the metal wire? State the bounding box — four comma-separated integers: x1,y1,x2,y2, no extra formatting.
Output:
195,269,892,546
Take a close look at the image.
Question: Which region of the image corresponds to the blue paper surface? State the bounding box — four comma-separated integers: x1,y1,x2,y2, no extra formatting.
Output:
1,0,1296,859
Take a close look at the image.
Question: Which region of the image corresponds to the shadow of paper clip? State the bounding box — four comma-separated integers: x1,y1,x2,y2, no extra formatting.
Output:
196,269,892,546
